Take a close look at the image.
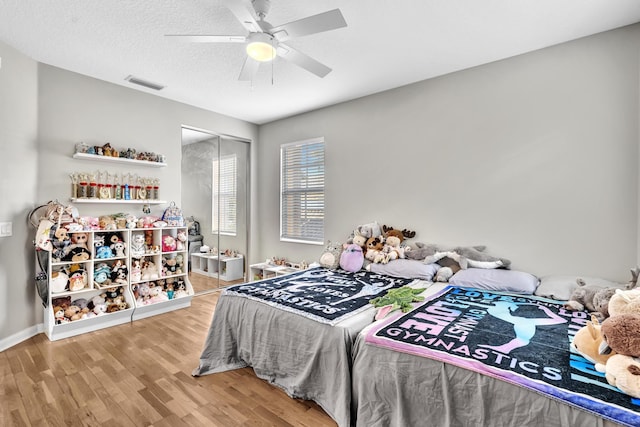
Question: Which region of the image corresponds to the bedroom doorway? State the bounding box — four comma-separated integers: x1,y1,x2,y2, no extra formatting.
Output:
181,126,250,293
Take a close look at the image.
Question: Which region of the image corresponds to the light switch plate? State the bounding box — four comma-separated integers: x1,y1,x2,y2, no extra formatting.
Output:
0,222,12,237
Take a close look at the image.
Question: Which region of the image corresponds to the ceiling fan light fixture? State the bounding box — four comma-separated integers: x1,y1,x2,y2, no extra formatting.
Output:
246,33,276,62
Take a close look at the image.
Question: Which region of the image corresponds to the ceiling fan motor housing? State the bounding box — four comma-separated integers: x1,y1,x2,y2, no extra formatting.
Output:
252,0,271,20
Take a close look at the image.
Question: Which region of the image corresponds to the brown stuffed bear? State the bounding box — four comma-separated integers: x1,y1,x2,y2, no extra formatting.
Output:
600,313,640,358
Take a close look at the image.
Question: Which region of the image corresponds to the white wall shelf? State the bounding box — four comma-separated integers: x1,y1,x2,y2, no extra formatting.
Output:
70,198,167,205
73,152,167,167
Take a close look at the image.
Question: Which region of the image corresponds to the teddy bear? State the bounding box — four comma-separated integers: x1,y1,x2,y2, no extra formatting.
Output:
319,240,343,269
570,314,615,372
600,313,640,358
339,243,364,272
68,268,88,291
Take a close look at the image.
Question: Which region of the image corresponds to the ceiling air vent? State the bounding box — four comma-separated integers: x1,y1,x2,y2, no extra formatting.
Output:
124,75,165,91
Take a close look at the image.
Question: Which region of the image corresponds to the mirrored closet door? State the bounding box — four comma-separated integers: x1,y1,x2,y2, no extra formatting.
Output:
181,126,250,293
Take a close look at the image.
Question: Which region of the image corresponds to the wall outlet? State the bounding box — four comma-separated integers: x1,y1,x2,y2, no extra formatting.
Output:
0,222,12,237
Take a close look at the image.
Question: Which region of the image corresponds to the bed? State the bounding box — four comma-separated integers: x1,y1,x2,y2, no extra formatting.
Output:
192,266,420,427
351,283,639,427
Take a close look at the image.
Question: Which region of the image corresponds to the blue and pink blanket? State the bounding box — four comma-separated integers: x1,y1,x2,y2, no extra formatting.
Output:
365,286,640,427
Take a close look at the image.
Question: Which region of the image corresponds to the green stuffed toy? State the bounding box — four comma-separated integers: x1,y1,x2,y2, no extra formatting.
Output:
370,286,426,320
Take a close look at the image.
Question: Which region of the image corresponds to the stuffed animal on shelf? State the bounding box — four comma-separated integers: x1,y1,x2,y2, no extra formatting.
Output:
50,225,71,262
339,243,364,272
110,240,126,258
174,254,184,275
62,246,91,262
162,235,177,252
110,259,128,285
176,230,187,251
93,263,112,288
319,240,343,269
570,315,615,372
141,260,159,280
130,233,146,258
95,245,114,259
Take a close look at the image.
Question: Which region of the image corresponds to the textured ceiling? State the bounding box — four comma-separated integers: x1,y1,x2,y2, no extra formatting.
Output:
1,0,639,124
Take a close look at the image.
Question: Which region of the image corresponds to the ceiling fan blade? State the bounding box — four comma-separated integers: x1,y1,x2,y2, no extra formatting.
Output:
270,9,347,41
238,56,260,81
165,35,246,43
221,0,261,33
277,44,331,78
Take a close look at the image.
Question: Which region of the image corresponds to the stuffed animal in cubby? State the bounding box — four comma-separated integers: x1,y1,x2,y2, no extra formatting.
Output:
110,240,126,258
176,230,187,251
162,235,177,252
130,233,146,258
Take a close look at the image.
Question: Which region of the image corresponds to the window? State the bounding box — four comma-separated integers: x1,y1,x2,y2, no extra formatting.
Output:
280,138,325,244
212,154,237,235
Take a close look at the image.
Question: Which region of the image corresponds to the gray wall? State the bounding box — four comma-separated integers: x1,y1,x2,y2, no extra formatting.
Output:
256,24,640,282
0,60,258,348
0,41,39,344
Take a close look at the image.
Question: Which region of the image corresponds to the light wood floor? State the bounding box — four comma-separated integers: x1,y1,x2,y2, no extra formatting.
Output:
1,291,337,426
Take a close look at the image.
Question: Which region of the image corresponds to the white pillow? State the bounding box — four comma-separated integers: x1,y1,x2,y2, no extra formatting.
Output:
534,275,622,301
449,268,539,294
369,259,440,280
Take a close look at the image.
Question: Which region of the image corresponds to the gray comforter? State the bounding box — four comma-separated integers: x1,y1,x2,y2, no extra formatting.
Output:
193,293,376,427
351,324,624,427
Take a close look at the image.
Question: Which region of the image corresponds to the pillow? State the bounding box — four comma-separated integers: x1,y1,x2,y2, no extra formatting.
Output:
369,259,440,280
534,275,623,301
449,268,539,294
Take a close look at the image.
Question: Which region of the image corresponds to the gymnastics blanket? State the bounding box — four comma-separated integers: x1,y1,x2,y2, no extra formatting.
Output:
224,266,414,325
365,286,640,427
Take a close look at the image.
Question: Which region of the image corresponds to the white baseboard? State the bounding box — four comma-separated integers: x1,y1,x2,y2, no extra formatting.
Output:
0,323,44,352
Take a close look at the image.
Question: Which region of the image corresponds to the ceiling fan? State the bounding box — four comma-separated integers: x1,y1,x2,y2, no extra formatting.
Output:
166,0,347,80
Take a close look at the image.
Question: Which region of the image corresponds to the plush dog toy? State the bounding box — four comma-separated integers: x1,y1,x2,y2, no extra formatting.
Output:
608,288,640,317
571,315,615,372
